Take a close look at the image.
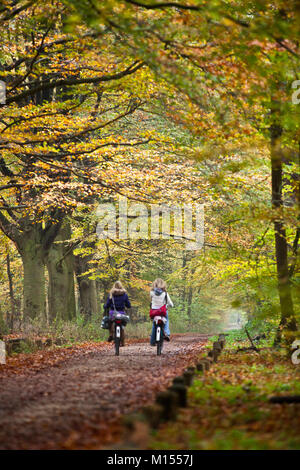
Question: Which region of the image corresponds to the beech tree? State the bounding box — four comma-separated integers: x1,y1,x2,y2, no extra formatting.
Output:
0,1,156,320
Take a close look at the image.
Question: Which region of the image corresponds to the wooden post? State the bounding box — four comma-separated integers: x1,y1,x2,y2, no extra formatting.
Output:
155,390,178,421
213,342,222,358
173,376,185,386
208,349,218,362
218,334,226,349
168,384,187,407
201,358,211,370
183,370,194,386
196,362,205,372
142,404,164,428
213,341,222,353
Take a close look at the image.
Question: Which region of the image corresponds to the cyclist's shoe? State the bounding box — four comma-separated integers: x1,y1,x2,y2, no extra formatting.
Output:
107,335,113,342
164,335,170,342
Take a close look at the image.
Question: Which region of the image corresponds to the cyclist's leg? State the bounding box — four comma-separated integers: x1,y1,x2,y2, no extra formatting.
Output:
164,312,170,336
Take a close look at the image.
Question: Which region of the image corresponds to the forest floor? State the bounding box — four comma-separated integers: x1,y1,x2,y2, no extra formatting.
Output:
0,333,208,450
148,348,300,450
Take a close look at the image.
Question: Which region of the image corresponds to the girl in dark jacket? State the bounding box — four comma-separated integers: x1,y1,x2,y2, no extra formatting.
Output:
104,281,131,342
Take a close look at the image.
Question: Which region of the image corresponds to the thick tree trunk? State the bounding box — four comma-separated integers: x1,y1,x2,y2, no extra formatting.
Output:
75,252,98,321
21,236,46,320
16,219,62,322
271,122,297,345
46,223,76,322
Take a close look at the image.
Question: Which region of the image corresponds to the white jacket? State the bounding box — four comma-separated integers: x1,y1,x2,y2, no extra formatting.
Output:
150,290,174,309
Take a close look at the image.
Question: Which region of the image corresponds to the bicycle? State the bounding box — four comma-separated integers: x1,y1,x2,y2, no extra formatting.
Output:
153,315,167,355
111,312,130,356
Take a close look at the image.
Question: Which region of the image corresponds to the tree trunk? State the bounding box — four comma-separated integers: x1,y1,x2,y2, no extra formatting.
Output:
6,251,16,330
0,306,5,339
187,287,193,320
271,122,298,346
20,236,46,321
46,223,76,322
0,215,61,322
182,253,187,305
75,252,98,321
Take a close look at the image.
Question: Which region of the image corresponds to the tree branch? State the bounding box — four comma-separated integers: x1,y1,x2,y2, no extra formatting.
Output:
0,210,20,243
0,0,34,23
4,61,145,105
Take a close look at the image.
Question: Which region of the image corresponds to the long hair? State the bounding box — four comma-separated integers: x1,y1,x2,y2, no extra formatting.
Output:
152,278,166,291
109,280,126,298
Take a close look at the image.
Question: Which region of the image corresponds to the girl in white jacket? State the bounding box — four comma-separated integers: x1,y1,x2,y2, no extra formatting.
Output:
150,278,173,345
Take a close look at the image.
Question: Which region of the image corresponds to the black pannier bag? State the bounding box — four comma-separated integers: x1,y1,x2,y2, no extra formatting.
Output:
101,316,110,329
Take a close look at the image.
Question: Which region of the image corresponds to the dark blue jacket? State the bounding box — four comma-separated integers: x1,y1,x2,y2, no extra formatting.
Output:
104,292,131,312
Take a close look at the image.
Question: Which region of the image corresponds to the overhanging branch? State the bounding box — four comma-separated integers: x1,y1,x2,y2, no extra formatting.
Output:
4,61,145,105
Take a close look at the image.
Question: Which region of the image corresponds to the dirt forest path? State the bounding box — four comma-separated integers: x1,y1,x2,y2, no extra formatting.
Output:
0,334,208,450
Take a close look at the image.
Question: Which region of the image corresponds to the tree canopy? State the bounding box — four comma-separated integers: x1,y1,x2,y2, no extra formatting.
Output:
0,0,299,346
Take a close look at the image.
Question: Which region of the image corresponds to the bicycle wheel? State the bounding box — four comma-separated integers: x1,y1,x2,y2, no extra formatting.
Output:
156,327,163,356
115,336,120,356
115,324,121,356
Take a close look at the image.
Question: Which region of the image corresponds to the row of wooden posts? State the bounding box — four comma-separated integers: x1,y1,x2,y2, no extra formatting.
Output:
139,334,226,428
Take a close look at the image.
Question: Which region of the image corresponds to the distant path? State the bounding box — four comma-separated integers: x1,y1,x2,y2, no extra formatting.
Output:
0,334,208,449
